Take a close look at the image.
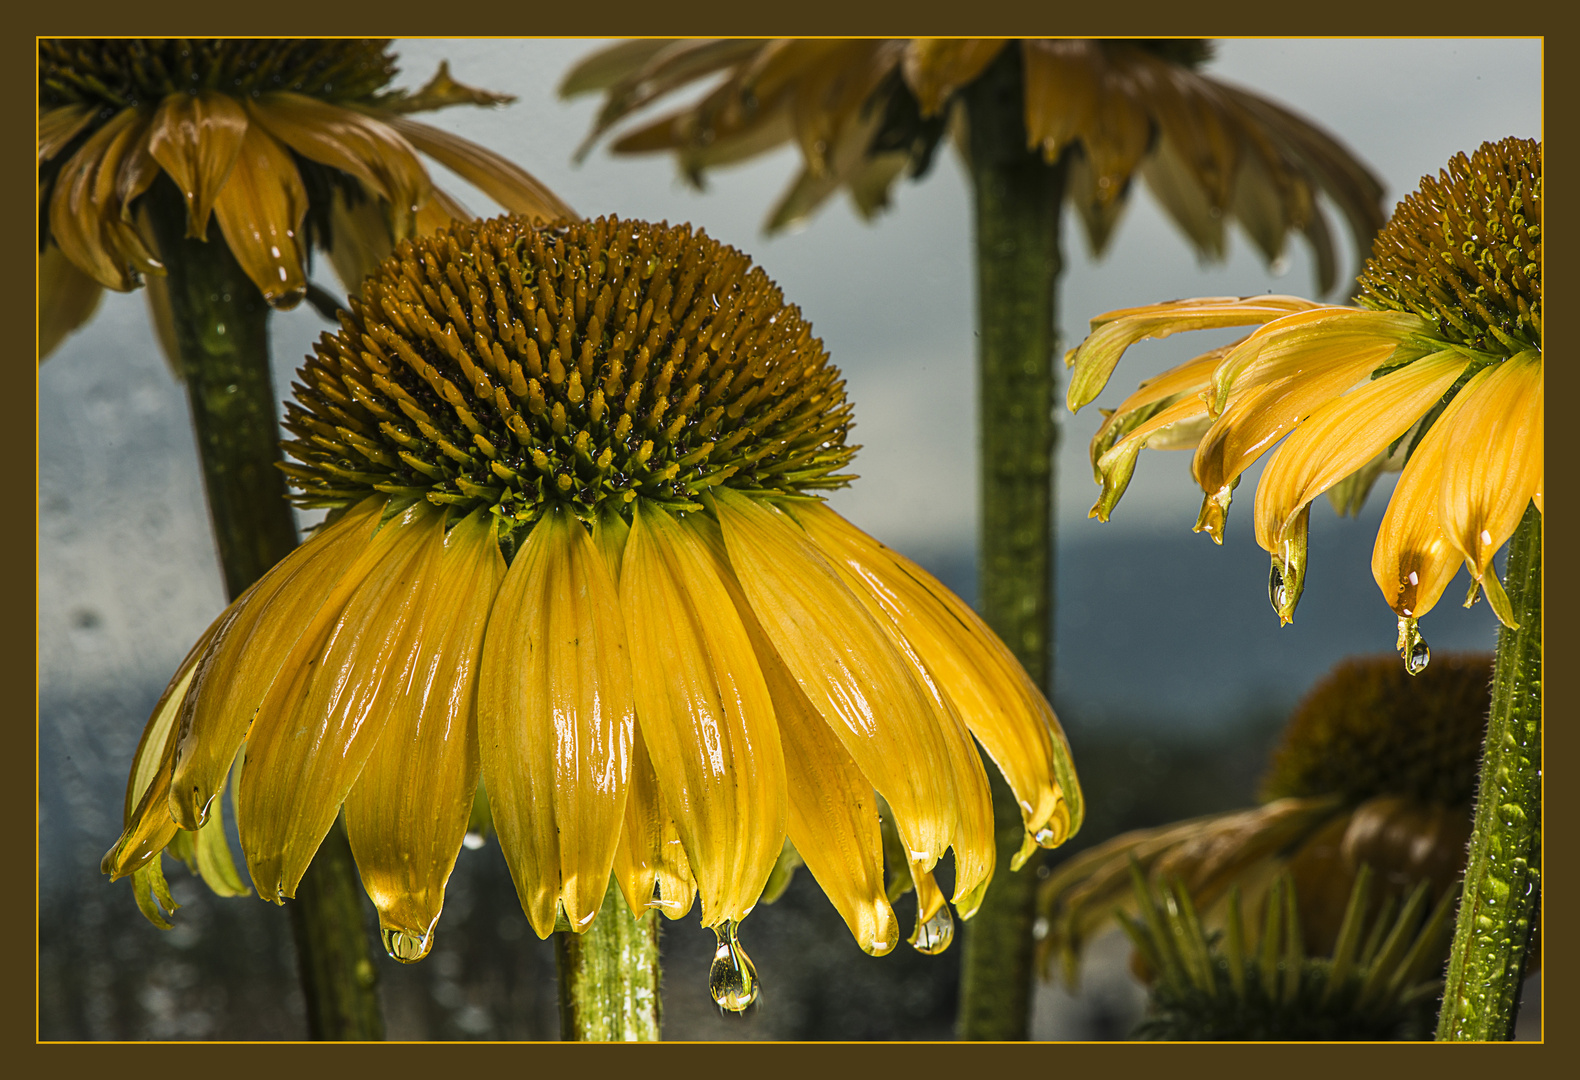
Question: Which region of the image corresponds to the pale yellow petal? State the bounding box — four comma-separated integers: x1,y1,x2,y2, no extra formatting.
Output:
146,91,248,240
346,508,503,957
238,502,445,902
1065,295,1322,412
1439,354,1543,591
790,501,1082,855
168,498,386,831
710,488,976,890
387,116,575,224
619,501,787,928
210,123,309,308
1254,351,1470,554
478,508,634,938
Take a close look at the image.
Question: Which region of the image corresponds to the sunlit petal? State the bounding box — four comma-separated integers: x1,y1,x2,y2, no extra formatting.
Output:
147,91,248,239
346,508,503,955
210,123,309,307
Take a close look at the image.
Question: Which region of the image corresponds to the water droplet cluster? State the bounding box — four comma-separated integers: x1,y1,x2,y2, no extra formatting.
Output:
39,38,399,112
1358,137,1540,357
283,215,856,539
1259,653,1492,807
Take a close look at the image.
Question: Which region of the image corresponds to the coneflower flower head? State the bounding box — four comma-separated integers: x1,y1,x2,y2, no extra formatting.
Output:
38,38,570,355
103,213,1081,1009
1065,139,1541,671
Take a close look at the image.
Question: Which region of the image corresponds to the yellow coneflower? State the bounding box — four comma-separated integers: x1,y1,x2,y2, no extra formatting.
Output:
562,38,1382,284
101,214,1082,1009
1037,652,1490,991
38,38,572,358
1066,138,1541,671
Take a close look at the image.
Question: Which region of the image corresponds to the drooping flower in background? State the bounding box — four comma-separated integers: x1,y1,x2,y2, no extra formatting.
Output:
39,38,573,358
1066,138,1541,671
1036,652,1490,989
561,36,1388,1040
102,214,1083,1013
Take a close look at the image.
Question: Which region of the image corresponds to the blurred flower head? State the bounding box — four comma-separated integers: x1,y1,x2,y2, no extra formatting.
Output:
102,214,1082,1003
1036,652,1489,990
39,38,572,358
562,38,1384,291
1066,138,1541,667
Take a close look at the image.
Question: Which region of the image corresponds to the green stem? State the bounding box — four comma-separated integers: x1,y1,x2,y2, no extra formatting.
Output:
146,183,385,1041
556,882,663,1041
956,51,1067,1042
1436,504,1541,1041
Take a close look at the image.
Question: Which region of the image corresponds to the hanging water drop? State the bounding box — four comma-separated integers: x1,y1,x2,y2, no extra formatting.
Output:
708,920,759,1012
382,926,433,963
910,902,954,956
1268,560,1286,613
1395,615,1430,675
1034,825,1059,847
461,830,487,850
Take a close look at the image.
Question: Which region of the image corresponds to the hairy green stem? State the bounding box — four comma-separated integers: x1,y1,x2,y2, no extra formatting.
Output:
956,53,1067,1042
1437,504,1541,1041
146,183,385,1041
556,882,663,1041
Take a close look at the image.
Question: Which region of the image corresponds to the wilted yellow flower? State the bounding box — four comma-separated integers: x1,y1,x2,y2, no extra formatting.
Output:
102,214,1081,1007
563,38,1383,285
38,38,572,358
1037,652,1490,989
1066,138,1541,668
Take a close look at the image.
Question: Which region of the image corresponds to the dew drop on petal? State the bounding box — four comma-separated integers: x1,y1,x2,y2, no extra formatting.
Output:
382,926,434,963
910,903,954,956
708,920,759,1012
1396,615,1431,675
462,830,486,850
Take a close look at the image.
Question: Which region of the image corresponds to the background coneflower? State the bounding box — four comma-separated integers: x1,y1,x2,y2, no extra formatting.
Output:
39,37,572,1040
103,214,1082,1040
1063,138,1541,1041
560,36,1388,1040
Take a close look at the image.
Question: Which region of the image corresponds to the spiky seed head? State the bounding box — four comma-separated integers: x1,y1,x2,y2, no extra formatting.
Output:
284,214,857,547
1358,137,1540,357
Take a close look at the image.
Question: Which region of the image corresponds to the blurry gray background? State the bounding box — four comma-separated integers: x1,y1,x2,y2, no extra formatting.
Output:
38,38,1541,1040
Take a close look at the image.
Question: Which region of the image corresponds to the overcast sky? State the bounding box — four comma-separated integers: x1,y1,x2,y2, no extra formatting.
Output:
39,38,1542,699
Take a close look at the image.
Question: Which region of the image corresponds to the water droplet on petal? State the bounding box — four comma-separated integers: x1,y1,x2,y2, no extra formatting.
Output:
1397,616,1431,675
382,926,434,964
1034,825,1060,848
910,903,954,956
708,920,759,1012
462,831,486,850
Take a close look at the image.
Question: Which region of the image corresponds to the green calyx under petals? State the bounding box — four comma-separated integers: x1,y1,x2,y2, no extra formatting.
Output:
282,214,856,552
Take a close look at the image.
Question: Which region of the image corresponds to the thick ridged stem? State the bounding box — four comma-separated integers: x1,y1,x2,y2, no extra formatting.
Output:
556,882,663,1041
145,185,385,1041
1437,504,1541,1041
956,54,1067,1042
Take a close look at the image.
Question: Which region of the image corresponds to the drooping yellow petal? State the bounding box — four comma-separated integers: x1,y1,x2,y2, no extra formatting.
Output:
901,39,1006,117
619,500,788,929
38,242,104,361
102,622,220,881
1205,308,1429,415
1022,39,1099,165
1193,344,1395,507
1254,351,1470,556
249,94,432,238
479,508,634,938
48,107,160,291
692,512,898,954
210,123,309,308
1372,370,1498,624
1065,295,1322,412
146,91,248,240
597,513,697,922
789,501,1082,857
710,488,978,891
345,508,503,958
38,103,96,165
386,115,576,225
324,184,395,298
238,502,445,903
414,186,471,239
1090,393,1213,523
1438,354,1543,605
168,497,386,831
